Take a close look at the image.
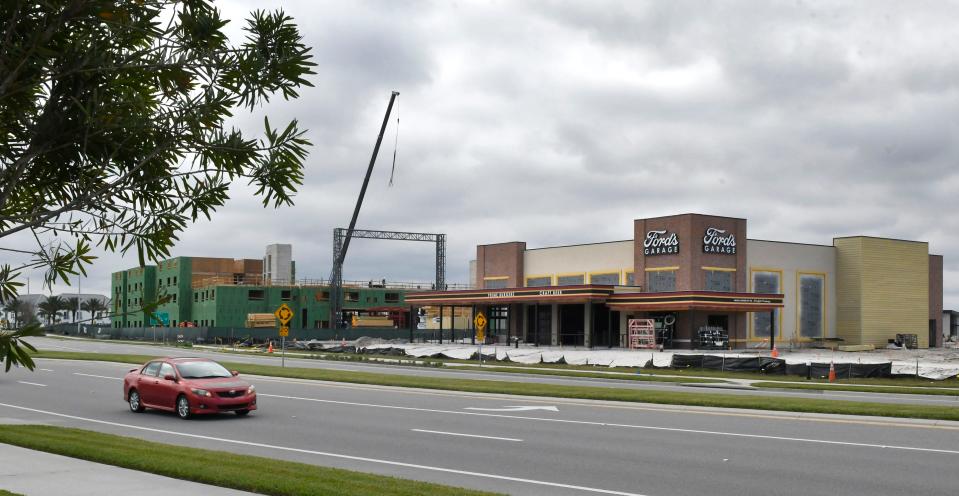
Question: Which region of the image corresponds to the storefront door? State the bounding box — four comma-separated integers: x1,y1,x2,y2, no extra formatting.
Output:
707,315,728,332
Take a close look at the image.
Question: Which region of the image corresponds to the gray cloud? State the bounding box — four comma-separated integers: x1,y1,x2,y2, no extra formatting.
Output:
12,0,958,310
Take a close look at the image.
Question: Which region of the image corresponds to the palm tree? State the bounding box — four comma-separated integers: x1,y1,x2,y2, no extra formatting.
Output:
81,298,107,322
37,295,64,325
66,296,80,322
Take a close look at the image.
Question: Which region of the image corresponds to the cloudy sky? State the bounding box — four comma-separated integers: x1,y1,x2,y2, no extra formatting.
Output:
9,0,959,308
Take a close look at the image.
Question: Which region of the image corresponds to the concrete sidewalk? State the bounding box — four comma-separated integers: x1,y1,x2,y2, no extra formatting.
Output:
0,443,259,496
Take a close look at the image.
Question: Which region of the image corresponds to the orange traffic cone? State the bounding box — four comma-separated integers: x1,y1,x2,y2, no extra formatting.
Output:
828,361,837,382
267,341,274,354
771,346,779,358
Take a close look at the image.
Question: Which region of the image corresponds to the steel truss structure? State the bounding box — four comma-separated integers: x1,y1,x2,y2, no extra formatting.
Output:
330,228,446,328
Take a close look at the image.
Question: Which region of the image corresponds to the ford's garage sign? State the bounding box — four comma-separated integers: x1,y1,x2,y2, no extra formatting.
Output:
703,227,736,254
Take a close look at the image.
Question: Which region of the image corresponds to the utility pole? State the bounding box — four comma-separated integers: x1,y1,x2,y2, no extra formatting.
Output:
330,91,400,328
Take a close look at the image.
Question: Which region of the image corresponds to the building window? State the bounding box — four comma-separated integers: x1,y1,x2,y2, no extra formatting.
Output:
625,271,635,286
799,273,825,338
385,292,400,303
316,291,330,302
345,292,359,302
210,290,214,300
194,292,198,302
556,274,585,286
589,273,620,285
173,276,177,284
281,290,291,301
484,278,508,289
704,270,733,292
248,289,264,300
751,270,781,338
646,270,676,292
526,276,552,287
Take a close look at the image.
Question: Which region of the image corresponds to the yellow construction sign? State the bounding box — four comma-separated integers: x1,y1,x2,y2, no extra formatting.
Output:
274,303,293,325
474,311,487,341
474,312,487,331
279,326,289,337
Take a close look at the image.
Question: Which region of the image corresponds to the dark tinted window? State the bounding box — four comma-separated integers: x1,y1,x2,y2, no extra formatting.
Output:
526,276,551,287
647,271,676,292
142,361,161,376
175,361,232,379
590,273,620,285
704,270,733,292
159,363,175,378
557,274,585,286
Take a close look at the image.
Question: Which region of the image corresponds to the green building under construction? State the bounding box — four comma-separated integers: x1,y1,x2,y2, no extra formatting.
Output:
110,248,415,331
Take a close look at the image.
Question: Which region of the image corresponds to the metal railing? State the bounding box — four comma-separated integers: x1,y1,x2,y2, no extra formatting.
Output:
189,274,468,291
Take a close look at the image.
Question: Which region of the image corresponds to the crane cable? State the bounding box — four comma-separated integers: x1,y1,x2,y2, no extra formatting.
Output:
388,102,400,187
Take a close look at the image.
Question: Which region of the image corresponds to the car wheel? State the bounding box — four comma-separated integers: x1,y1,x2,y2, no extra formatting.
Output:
176,395,191,419
128,389,144,413
235,409,250,416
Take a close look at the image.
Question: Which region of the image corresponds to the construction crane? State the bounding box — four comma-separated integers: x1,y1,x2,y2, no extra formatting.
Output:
329,91,400,329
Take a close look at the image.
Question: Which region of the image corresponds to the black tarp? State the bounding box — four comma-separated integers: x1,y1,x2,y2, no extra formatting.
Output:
671,354,893,379
670,354,704,368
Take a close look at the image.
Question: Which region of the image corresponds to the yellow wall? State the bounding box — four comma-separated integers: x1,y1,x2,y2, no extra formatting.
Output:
834,237,929,347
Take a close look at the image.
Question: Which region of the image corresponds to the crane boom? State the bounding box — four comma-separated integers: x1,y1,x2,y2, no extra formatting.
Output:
330,91,400,328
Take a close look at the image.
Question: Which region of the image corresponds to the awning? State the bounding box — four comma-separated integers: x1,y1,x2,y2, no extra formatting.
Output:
405,284,615,305
606,291,783,312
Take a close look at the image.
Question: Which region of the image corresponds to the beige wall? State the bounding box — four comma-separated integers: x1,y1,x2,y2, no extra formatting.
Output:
746,240,837,343
523,241,633,285
835,237,930,347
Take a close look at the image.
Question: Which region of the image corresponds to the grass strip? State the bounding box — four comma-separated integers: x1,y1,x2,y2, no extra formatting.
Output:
464,365,720,383
0,425,498,496
0,490,24,496
30,350,959,421
753,382,959,396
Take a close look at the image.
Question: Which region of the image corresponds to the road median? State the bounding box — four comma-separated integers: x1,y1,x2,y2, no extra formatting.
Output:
30,350,959,422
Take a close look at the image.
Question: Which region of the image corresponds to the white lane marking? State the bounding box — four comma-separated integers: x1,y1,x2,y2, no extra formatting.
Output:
411,429,523,442
256,393,959,455
0,402,646,496
33,358,959,429
16,381,47,387
73,373,122,381
465,405,559,412
39,368,53,372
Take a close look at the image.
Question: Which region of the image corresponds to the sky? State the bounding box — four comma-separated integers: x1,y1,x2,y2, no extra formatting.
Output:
7,0,959,308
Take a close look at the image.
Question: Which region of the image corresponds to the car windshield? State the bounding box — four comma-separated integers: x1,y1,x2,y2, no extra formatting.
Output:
175,361,232,379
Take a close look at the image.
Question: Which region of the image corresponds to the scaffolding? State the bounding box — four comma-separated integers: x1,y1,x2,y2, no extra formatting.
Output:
330,228,447,329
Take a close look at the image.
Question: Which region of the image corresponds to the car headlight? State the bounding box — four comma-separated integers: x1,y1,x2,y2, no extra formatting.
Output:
247,385,255,394
191,388,212,397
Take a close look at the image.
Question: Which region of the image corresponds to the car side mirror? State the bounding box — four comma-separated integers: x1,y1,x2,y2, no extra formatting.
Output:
163,374,176,381
129,368,138,373
231,370,239,376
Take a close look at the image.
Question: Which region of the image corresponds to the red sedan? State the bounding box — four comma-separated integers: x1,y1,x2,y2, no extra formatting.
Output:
123,357,257,419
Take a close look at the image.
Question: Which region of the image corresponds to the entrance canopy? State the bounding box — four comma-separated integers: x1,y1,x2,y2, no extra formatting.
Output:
606,291,783,312
405,284,615,306
406,285,782,313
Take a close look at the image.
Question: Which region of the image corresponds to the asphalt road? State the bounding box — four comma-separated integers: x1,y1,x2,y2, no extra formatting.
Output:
26,336,959,407
1,358,958,496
